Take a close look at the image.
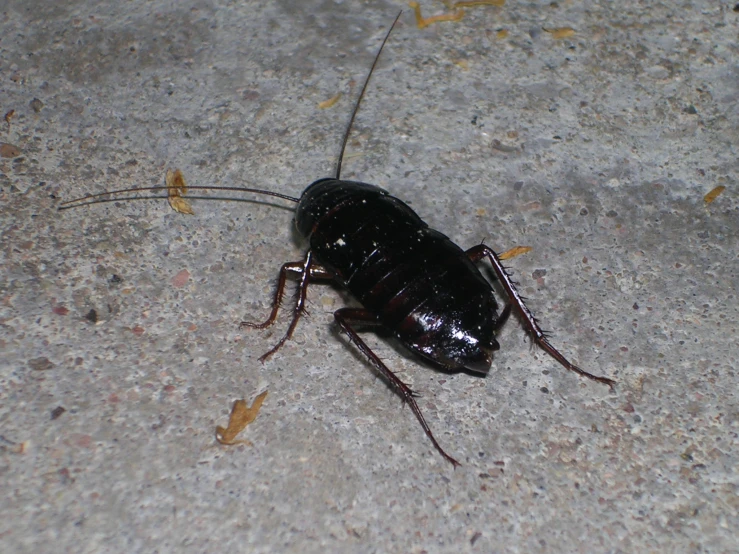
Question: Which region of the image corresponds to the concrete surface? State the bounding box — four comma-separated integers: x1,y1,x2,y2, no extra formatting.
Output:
1,0,737,552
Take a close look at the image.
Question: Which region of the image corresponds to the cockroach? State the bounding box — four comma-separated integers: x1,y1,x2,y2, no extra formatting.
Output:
61,12,614,467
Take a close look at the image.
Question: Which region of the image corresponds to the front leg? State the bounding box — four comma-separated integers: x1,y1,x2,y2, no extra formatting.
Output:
241,250,333,362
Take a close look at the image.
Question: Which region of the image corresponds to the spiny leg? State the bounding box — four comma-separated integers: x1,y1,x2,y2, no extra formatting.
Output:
334,307,461,467
466,244,615,389
241,250,332,362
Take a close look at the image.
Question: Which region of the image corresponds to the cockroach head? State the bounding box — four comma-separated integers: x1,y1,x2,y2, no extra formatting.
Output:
294,178,388,239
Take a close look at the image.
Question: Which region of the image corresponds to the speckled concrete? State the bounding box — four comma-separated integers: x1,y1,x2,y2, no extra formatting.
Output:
1,1,737,552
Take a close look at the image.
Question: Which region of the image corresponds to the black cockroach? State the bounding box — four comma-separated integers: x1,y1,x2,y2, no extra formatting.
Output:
61,13,614,467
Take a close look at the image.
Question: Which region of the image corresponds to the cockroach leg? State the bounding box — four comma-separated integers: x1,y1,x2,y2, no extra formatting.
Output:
466,244,616,389
240,261,306,330
493,302,512,333
334,307,461,467
242,251,333,362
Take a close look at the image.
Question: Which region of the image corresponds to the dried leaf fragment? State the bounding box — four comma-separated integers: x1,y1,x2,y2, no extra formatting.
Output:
216,391,268,446
543,27,576,39
4,109,15,131
703,185,725,204
409,1,465,29
168,196,193,214
318,92,342,109
498,246,532,260
496,29,509,39
165,168,194,215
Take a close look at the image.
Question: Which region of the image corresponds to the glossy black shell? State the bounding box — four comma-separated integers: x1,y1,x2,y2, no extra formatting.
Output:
295,178,502,373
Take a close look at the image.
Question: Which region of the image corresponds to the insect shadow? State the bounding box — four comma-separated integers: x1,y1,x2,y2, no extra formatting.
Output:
61,12,614,467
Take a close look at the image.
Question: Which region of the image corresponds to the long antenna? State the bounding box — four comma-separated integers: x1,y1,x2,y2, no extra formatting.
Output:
335,11,402,180
59,185,299,210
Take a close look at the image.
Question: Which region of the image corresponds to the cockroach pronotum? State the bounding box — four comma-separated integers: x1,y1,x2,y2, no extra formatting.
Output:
61,12,614,467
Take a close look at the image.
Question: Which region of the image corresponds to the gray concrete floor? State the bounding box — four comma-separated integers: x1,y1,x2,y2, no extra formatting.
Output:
2,1,737,552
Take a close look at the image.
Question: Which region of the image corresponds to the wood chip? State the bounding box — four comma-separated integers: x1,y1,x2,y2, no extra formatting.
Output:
543,27,576,39
498,246,532,260
4,110,15,131
318,92,342,109
703,185,725,204
215,391,269,446
165,168,194,215
409,1,465,29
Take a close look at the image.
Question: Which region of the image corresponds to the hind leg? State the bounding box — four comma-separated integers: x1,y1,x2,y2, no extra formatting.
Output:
466,244,615,388
334,307,460,467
